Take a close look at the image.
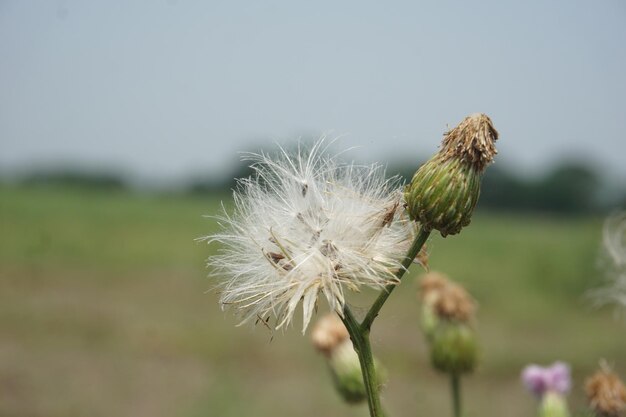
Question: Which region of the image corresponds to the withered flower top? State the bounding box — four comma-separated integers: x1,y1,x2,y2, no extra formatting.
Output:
439,113,499,172
586,368,626,417
311,313,350,357
419,272,476,322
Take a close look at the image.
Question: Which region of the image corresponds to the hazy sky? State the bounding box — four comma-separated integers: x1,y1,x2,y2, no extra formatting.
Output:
1,0,625,184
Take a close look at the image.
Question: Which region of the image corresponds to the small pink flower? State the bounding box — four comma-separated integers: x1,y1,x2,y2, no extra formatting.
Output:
521,362,571,398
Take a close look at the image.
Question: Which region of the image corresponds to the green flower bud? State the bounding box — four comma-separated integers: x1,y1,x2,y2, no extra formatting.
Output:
540,392,571,417
328,340,387,404
430,322,478,375
405,113,499,237
406,157,480,236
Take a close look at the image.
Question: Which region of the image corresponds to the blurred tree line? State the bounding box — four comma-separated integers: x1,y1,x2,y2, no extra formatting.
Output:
15,169,126,190
478,163,604,214
5,160,624,215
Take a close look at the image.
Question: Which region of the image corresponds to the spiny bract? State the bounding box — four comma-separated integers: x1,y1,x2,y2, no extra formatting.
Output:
202,140,416,333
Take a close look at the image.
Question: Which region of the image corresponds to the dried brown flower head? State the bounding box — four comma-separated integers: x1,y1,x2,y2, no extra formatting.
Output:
311,313,350,357
440,113,499,173
586,368,626,417
419,271,449,295
419,272,476,322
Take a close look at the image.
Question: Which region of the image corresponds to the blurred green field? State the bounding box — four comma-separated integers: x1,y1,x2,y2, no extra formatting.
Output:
1,185,624,417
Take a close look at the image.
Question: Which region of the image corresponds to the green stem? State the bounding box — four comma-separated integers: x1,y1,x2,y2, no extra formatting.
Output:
341,307,385,417
361,227,431,331
451,373,461,417
338,227,431,417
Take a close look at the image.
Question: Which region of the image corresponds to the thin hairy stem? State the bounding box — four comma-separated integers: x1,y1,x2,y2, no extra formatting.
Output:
451,373,462,417
362,227,431,330
341,307,385,417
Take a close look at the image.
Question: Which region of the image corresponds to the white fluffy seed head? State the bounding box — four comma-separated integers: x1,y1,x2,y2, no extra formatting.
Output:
591,211,626,314
202,139,417,333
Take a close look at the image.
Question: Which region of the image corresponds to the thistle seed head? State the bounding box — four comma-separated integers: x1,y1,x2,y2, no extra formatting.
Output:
590,212,626,314
204,139,416,333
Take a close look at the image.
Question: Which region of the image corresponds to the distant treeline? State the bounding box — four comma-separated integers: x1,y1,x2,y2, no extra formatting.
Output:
7,161,625,214
14,169,127,190
478,163,616,214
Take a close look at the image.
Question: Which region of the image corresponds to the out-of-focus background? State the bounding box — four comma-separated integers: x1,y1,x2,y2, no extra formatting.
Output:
1,1,625,416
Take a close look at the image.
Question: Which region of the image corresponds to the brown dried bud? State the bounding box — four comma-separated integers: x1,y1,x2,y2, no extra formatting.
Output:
434,283,476,322
440,113,499,173
586,368,626,417
419,272,476,322
310,313,350,357
419,271,449,299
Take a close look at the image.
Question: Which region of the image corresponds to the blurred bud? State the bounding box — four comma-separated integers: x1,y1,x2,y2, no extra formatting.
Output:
310,314,387,404
539,391,570,417
419,272,479,374
311,313,350,357
405,113,498,237
328,340,387,404
585,365,626,417
521,362,572,398
419,272,476,338
420,301,439,341
430,322,478,375
419,271,449,337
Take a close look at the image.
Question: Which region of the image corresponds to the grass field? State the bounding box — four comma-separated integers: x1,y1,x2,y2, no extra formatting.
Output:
1,185,624,417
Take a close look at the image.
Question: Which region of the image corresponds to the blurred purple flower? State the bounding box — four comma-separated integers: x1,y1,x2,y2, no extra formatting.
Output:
521,362,571,398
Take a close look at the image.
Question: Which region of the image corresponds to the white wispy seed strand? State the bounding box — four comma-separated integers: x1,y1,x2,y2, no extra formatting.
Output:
201,140,416,333
593,211,626,313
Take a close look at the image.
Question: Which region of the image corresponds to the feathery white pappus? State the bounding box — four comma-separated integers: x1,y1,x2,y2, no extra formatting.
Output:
201,140,417,333
593,211,626,311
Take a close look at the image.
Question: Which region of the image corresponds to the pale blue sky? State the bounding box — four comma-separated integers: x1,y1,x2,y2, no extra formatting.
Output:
1,0,625,184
